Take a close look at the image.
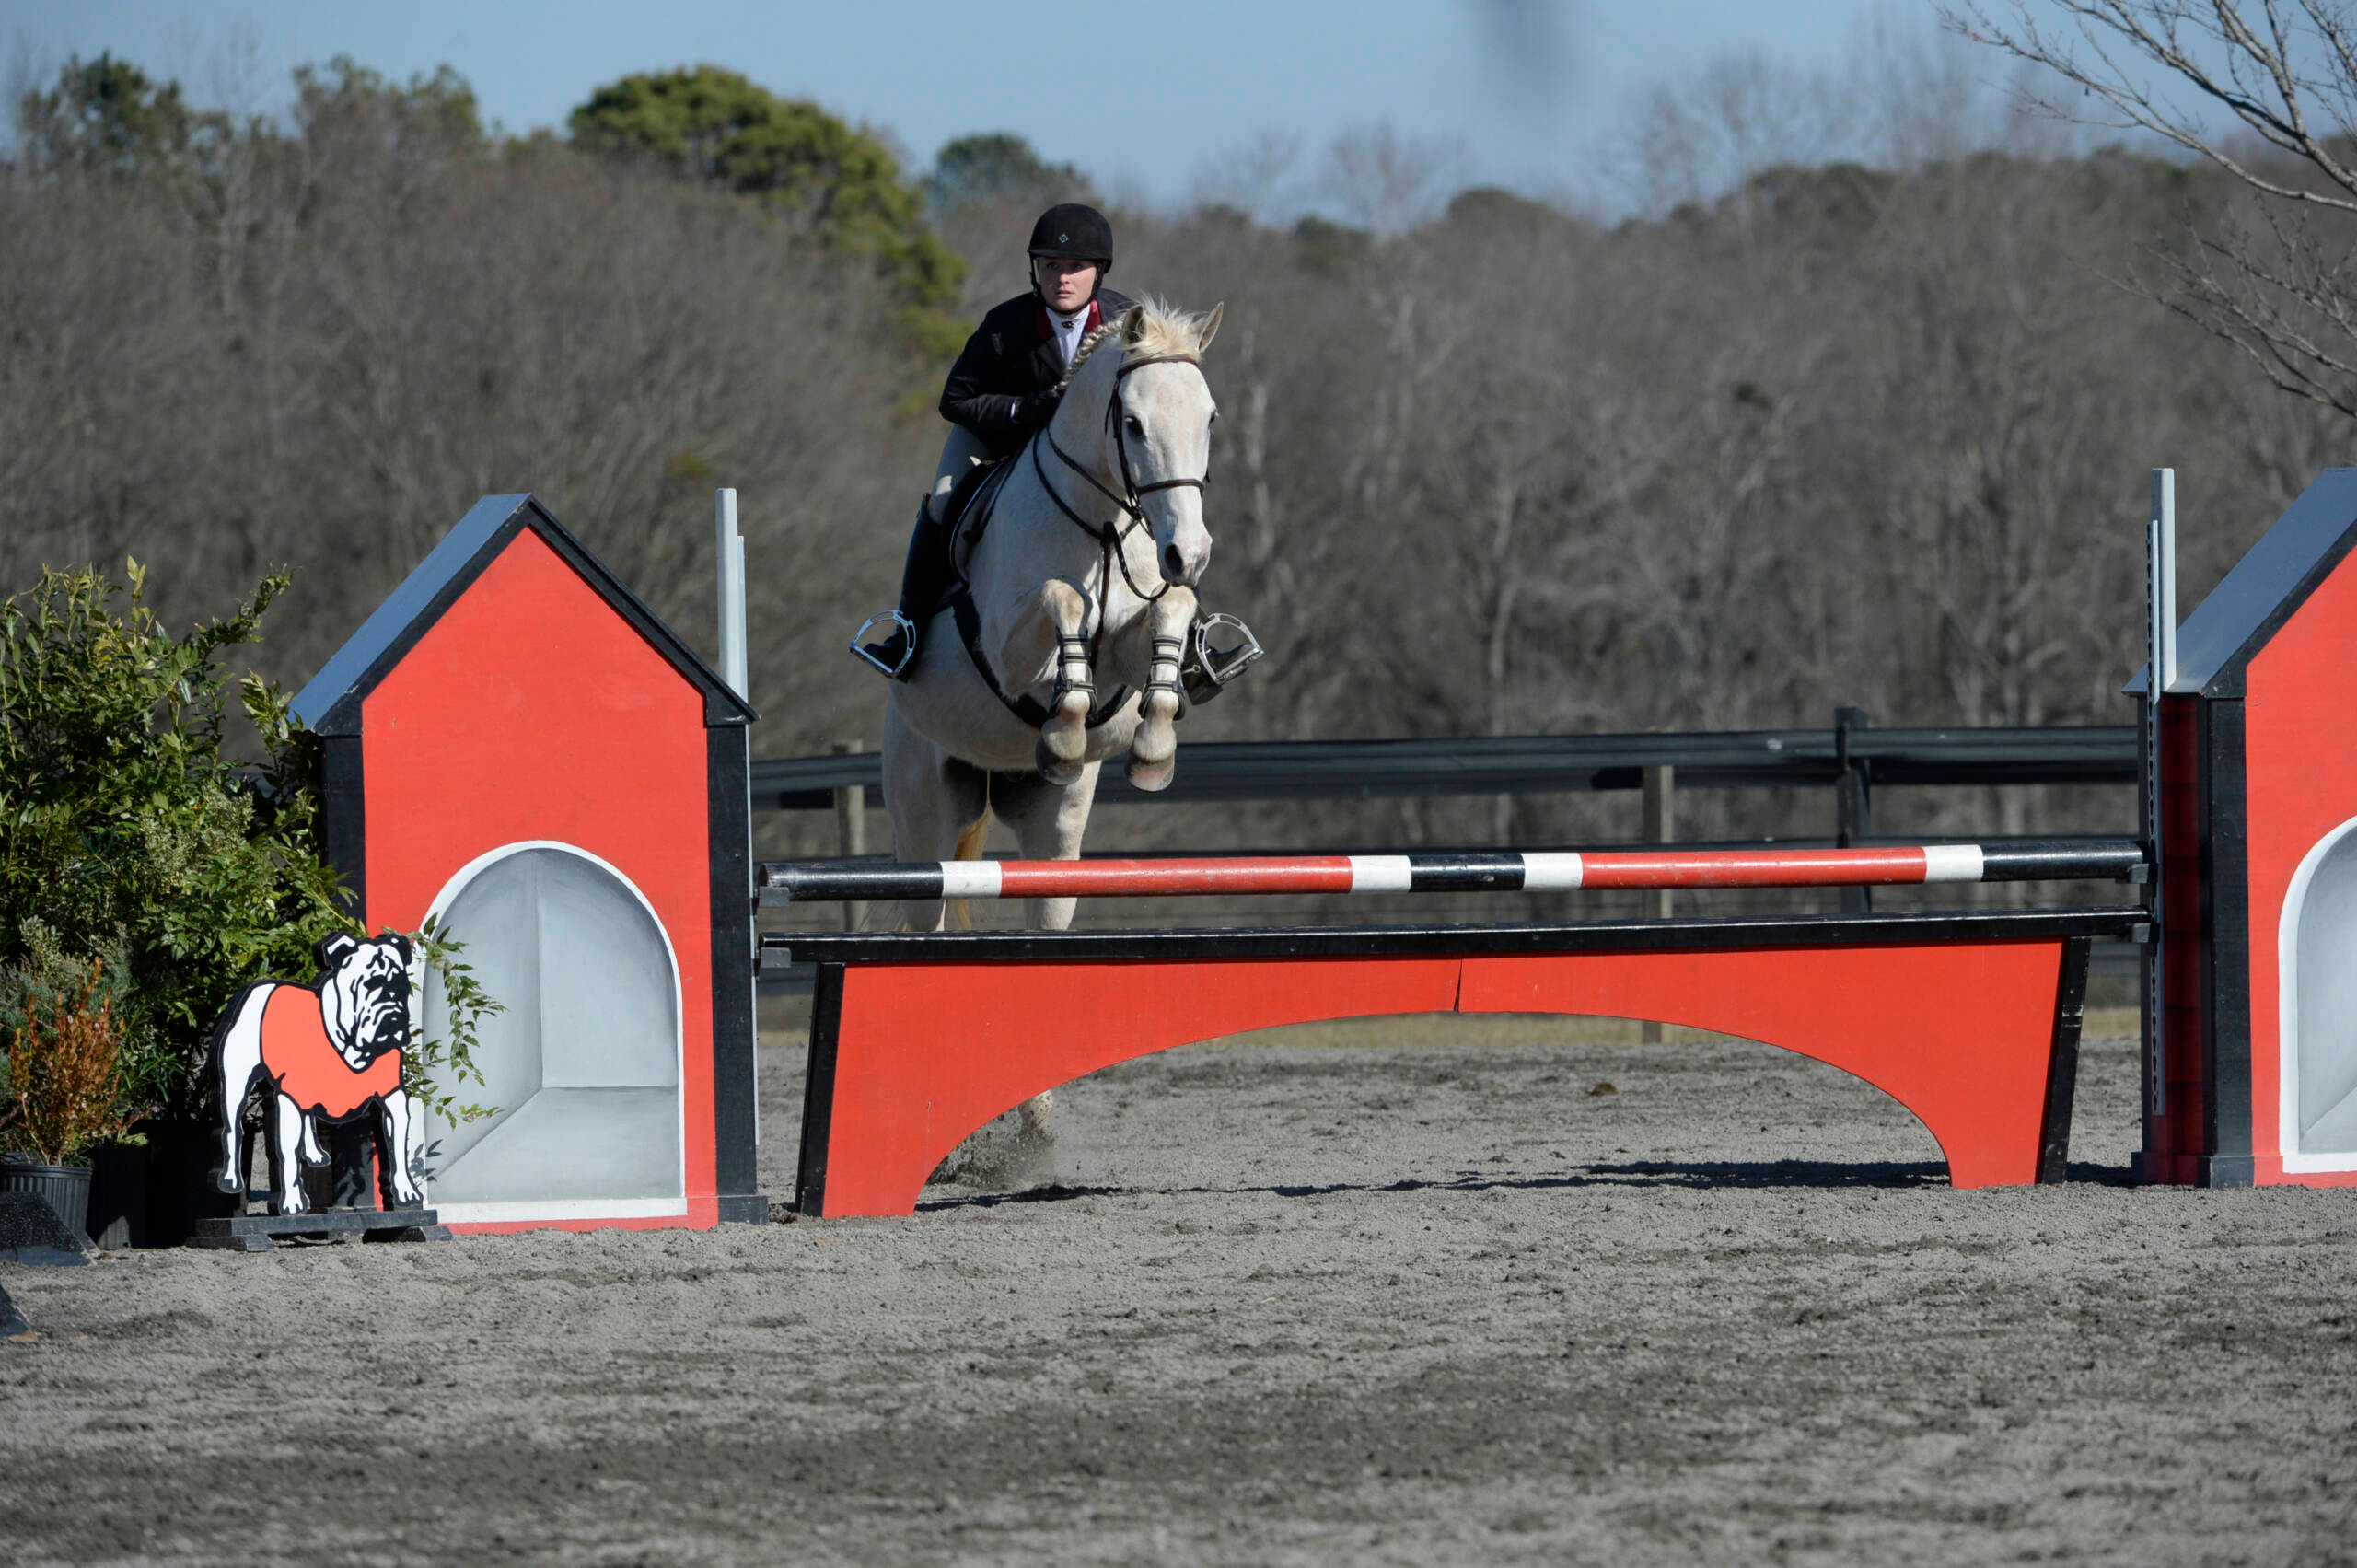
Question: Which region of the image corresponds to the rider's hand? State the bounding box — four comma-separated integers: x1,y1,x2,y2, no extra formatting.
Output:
1016,389,1062,428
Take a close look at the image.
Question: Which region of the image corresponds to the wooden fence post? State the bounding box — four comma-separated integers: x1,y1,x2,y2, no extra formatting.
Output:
1836,706,1873,914
1641,762,1674,1042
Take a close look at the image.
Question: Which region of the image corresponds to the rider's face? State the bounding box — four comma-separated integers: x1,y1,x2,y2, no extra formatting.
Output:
1035,258,1100,314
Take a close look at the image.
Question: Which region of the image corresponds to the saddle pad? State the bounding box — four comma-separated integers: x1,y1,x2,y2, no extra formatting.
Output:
946,458,1016,588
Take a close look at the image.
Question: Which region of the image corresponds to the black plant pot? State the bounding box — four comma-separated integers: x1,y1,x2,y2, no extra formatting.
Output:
87,1141,151,1249
139,1121,239,1248
0,1158,92,1242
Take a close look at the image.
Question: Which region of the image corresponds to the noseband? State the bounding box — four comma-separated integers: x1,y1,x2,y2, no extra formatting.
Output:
1034,350,1210,610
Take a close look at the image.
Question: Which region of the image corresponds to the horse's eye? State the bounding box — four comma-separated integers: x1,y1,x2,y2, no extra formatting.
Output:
1209,408,1220,425
1125,414,1144,434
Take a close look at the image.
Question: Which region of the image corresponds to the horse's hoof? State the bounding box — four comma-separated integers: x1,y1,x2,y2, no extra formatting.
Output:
1039,710,1086,761
1035,738,1084,785
1124,751,1175,792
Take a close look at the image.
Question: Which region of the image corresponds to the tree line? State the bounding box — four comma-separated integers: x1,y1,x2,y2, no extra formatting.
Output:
2,41,2347,865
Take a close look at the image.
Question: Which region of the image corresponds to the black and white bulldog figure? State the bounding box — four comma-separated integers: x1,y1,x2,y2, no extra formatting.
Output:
208,932,424,1215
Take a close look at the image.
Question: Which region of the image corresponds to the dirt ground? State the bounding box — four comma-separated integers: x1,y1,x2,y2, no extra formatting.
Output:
5,1008,2355,1566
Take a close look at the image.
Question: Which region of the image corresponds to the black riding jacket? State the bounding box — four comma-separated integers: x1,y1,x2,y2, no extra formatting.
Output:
939,286,1136,458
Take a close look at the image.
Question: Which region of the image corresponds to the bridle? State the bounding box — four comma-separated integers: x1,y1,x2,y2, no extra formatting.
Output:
1033,350,1209,615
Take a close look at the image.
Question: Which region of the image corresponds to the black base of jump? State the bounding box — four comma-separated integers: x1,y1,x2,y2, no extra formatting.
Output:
188,1207,448,1250
715,1193,772,1225
767,904,2145,968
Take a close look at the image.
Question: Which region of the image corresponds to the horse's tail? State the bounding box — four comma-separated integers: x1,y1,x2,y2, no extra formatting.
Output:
946,812,992,931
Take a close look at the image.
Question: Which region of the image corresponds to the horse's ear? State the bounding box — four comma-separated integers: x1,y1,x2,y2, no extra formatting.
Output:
1120,307,1146,345
1196,302,1224,352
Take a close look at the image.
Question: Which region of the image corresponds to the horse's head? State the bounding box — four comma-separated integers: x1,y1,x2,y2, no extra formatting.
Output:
1074,299,1224,588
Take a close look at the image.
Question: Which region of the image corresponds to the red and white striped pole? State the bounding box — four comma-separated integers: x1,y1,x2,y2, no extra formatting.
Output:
759,841,2145,903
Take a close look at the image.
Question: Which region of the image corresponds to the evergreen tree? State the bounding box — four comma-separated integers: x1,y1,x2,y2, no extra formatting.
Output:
13,52,226,180
569,65,963,322
925,132,1089,215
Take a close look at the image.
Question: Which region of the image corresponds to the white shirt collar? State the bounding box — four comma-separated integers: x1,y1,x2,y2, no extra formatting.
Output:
1050,305,1089,368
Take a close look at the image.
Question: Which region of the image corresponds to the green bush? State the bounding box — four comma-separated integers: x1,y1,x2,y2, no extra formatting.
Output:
0,562,490,1129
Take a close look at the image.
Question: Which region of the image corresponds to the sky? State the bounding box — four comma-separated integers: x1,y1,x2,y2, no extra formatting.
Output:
0,0,1976,211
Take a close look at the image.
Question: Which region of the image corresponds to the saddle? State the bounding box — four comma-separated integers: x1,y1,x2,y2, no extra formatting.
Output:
939,457,1012,589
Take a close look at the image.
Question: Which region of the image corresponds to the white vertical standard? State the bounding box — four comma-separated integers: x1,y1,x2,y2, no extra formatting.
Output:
2142,467,2177,1127
714,488,756,1141
2154,467,2177,692
715,488,749,700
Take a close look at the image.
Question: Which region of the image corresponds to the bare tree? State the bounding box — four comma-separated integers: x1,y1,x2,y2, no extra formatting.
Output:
1951,0,2357,415
1188,130,1305,226
1316,123,1469,236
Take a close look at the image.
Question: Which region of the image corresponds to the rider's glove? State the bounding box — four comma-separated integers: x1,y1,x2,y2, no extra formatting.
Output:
1015,389,1062,429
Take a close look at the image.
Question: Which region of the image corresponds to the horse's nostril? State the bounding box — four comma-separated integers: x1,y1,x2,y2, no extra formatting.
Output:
1163,544,1185,579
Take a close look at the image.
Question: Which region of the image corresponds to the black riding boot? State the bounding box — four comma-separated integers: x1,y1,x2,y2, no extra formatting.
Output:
855,501,954,679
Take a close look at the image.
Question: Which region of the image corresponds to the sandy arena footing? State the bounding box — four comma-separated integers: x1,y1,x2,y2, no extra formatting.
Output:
3,1014,2352,1565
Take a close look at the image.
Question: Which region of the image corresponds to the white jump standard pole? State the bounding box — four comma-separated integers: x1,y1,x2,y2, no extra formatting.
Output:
2141,470,2176,1133
715,488,749,701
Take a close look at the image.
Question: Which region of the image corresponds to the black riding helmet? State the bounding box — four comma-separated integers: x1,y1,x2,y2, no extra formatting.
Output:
1028,203,1113,295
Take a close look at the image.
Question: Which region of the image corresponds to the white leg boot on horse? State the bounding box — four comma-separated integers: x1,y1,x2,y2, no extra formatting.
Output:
1117,586,1198,793
999,578,1095,785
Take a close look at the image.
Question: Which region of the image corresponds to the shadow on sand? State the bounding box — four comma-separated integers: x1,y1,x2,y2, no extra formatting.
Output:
916,1155,2140,1211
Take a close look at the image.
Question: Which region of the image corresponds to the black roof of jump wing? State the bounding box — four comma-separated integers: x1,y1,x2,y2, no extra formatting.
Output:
292,493,755,738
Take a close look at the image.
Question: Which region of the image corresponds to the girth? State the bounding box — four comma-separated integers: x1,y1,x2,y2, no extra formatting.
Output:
948,584,1133,731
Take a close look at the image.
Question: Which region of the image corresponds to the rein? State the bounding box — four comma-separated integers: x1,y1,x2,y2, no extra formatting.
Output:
1034,349,1210,617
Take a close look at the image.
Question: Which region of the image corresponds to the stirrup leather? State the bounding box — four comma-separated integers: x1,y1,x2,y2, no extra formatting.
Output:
850,610,917,677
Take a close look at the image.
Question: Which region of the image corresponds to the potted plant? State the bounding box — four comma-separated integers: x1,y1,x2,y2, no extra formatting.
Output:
0,961,138,1241
0,563,493,1242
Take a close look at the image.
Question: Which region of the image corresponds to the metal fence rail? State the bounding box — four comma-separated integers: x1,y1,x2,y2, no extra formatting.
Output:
750,725,2138,811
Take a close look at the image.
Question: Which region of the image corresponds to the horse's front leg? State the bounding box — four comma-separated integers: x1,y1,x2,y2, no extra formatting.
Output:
1119,587,1197,793
999,580,1093,785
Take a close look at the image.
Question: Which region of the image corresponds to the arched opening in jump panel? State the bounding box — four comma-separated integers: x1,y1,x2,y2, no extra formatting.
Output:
918,1013,1952,1203
418,842,685,1221
2282,817,2357,1170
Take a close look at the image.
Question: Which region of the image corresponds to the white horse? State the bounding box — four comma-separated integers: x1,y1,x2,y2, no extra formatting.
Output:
881,298,1225,1144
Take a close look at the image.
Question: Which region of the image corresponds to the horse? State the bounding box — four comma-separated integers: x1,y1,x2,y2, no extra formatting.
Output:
879,297,1225,1148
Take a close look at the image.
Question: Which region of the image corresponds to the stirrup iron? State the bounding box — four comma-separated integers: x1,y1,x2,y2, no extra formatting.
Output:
1180,612,1263,704
850,610,916,678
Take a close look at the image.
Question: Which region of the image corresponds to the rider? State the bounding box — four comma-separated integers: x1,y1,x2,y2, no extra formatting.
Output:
854,202,1135,678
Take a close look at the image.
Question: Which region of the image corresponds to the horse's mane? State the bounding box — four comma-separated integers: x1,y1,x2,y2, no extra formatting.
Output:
1057,296,1214,391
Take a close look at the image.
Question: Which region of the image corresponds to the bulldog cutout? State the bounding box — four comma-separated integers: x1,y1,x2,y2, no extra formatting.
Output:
209,933,424,1215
